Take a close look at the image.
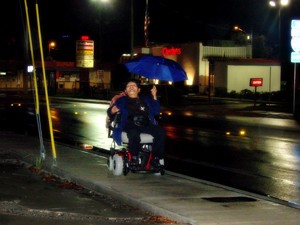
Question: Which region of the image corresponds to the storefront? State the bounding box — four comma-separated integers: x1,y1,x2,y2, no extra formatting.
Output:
133,42,280,95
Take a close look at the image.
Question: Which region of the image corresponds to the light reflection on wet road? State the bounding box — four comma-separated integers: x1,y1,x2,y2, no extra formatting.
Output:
46,100,300,207
1,98,300,208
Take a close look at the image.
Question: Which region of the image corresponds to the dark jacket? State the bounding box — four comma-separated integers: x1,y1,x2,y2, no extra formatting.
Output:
107,95,160,145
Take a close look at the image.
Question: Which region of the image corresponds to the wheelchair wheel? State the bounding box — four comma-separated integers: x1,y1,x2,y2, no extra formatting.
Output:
153,167,165,176
154,159,165,176
107,155,114,171
123,163,130,176
112,154,124,176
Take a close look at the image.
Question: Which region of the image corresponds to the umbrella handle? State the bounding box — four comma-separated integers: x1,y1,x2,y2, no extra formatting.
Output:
151,85,157,100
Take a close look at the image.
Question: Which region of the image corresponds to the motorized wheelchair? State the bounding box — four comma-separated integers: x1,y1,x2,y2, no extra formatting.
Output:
107,112,165,176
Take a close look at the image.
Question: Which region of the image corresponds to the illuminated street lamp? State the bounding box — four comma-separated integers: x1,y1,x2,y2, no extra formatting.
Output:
233,26,252,44
130,0,134,59
91,0,110,62
91,0,134,63
269,0,290,58
269,0,289,7
91,0,109,2
233,26,252,58
48,41,56,57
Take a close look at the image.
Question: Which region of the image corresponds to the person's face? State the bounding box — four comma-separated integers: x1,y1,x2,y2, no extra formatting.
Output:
125,81,140,98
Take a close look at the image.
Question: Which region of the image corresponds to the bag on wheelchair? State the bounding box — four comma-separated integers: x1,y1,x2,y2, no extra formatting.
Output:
129,115,150,127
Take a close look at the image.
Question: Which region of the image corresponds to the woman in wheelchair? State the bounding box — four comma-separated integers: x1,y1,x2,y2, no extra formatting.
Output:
107,79,165,169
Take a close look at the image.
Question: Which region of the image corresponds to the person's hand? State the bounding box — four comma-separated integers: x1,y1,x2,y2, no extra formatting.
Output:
111,105,119,114
151,85,157,100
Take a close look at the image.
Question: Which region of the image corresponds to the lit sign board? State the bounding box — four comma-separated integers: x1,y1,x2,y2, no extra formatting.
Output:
76,40,94,68
250,78,263,86
162,47,181,56
27,65,34,73
291,20,300,63
81,35,90,41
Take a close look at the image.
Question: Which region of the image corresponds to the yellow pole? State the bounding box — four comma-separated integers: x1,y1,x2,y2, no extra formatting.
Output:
24,0,45,159
35,3,57,164
24,0,39,114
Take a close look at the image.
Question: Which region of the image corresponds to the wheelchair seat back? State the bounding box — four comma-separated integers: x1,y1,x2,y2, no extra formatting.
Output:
121,132,154,144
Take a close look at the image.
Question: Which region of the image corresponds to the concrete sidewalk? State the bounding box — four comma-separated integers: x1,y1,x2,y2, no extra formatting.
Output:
1,130,300,225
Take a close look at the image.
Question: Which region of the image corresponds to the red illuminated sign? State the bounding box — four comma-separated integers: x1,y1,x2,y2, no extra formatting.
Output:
81,35,90,40
250,78,263,86
162,47,181,56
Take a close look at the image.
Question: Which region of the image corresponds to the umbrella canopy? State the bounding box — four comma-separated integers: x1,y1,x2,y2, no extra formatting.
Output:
124,55,188,82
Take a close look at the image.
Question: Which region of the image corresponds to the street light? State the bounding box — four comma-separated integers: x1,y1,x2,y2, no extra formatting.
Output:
269,0,289,7
130,0,134,59
233,26,252,58
269,0,290,59
233,26,252,44
91,0,110,62
91,0,109,2
48,41,56,58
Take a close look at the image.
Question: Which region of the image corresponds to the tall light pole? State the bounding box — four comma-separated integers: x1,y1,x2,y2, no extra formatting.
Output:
131,0,134,59
91,0,110,62
269,0,289,59
269,0,293,113
233,26,252,58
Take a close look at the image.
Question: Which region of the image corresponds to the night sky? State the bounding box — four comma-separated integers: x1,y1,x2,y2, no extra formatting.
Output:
1,0,300,62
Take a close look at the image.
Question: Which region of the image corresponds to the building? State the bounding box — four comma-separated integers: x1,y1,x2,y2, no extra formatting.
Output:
1,42,280,97
0,60,112,97
131,42,281,95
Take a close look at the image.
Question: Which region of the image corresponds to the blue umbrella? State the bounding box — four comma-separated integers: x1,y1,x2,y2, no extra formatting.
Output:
124,55,188,82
